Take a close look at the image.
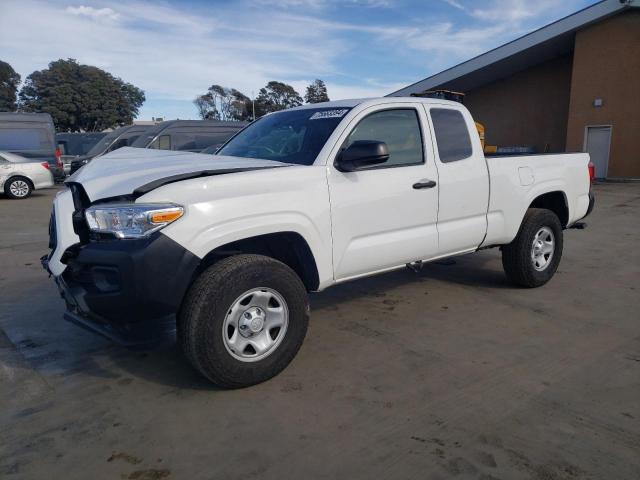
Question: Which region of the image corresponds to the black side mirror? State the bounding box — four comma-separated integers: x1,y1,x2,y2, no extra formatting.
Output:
336,140,389,172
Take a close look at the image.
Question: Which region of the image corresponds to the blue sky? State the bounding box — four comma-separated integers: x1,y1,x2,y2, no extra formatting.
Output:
1,0,596,120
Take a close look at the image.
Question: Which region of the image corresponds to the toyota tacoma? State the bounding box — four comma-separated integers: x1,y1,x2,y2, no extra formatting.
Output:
43,98,595,388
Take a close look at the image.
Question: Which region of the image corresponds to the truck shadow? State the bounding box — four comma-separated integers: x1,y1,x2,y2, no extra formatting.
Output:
12,250,515,391
97,251,514,389
311,250,513,310
108,251,514,389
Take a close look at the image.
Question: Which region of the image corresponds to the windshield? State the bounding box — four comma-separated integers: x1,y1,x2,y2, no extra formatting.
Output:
85,128,126,157
85,127,150,157
217,107,351,165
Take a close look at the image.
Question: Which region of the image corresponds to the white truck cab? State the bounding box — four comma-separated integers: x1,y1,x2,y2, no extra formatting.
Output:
44,97,594,388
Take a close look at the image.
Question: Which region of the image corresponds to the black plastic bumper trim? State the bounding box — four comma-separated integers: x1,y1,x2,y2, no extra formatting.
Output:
63,311,176,347
58,232,199,343
585,191,595,218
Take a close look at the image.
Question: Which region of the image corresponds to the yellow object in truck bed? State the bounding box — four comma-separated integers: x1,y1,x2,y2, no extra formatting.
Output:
475,122,485,149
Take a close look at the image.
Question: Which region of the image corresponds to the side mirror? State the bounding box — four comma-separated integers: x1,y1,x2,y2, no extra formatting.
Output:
336,140,389,172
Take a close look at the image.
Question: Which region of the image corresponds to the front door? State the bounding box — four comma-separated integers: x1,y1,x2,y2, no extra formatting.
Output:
327,104,439,281
585,126,611,179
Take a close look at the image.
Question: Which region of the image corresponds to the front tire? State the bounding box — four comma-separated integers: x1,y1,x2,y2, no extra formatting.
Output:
178,254,309,388
502,208,563,288
5,177,33,199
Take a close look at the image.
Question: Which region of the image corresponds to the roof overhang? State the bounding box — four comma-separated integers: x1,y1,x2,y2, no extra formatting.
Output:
389,0,637,96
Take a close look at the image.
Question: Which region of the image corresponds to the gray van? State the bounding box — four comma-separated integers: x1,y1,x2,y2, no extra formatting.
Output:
130,120,245,153
0,112,64,181
69,124,153,174
56,132,107,175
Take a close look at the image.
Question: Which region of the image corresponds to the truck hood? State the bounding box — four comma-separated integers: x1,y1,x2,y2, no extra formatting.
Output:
66,147,290,201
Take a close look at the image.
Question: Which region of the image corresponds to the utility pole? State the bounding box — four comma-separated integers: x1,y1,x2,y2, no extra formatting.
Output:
251,91,255,121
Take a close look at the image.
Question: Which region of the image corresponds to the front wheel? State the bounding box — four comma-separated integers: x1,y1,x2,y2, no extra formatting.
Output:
502,208,563,288
178,254,309,388
5,177,33,199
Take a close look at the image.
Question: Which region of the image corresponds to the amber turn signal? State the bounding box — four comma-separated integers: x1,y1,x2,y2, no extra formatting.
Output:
150,209,183,224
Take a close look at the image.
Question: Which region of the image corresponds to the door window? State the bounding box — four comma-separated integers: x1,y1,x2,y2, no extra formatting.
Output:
149,135,171,150
344,109,423,167
430,108,472,163
0,128,50,151
167,128,242,152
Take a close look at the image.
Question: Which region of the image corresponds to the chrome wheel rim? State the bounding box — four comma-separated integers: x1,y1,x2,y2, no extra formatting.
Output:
222,287,289,362
9,180,30,198
531,226,555,271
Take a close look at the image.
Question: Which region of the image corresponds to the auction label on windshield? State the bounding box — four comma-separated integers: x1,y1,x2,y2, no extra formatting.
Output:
309,109,349,120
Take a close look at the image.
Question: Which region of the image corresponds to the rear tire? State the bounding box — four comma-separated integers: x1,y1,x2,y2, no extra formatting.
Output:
178,254,309,388
502,208,563,288
5,177,33,199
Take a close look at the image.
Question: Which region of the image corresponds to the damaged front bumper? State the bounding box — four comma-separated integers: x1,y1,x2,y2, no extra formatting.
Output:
45,188,200,346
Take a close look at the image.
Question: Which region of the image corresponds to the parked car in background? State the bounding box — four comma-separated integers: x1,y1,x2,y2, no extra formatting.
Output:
1,151,54,199
56,132,107,175
130,120,245,153
69,125,153,174
0,112,64,182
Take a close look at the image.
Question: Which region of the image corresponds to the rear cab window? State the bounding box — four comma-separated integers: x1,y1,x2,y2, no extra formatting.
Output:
429,108,473,163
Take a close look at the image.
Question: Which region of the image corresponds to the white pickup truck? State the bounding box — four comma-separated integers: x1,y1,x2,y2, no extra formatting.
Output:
44,97,594,388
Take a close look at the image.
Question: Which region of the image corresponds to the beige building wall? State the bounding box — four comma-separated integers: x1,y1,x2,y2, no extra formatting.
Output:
566,10,640,178
464,55,573,154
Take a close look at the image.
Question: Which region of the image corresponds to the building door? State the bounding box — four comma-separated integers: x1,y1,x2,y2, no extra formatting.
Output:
585,126,612,178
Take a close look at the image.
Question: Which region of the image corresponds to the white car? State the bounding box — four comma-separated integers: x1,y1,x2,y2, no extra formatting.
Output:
44,97,594,388
1,151,55,199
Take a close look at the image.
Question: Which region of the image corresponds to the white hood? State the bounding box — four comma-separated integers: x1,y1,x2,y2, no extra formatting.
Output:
67,147,289,201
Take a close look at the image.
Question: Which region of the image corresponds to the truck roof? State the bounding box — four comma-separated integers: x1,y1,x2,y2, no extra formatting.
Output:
288,97,462,110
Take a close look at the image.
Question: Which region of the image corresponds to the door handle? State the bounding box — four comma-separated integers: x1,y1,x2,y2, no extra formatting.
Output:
412,179,437,189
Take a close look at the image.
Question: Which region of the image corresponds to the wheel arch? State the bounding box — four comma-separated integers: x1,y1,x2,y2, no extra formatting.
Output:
527,190,569,228
196,231,321,291
5,174,34,188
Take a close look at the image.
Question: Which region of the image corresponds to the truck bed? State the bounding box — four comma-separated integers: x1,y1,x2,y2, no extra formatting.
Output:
482,152,591,246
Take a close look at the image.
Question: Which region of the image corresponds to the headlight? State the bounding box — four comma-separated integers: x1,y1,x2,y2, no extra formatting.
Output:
85,203,184,239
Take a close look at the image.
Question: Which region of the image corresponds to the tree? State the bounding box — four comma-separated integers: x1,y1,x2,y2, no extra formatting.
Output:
193,85,252,121
0,60,21,112
229,89,253,121
254,81,303,116
18,59,145,131
194,92,218,120
304,79,329,104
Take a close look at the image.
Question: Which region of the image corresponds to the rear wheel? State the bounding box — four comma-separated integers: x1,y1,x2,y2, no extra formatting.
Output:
178,254,309,388
5,177,33,199
502,208,563,288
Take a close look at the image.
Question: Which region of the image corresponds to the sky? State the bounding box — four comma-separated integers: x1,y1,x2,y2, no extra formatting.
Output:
0,0,597,120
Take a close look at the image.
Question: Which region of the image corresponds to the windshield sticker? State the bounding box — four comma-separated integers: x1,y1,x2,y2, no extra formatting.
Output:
309,109,349,120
